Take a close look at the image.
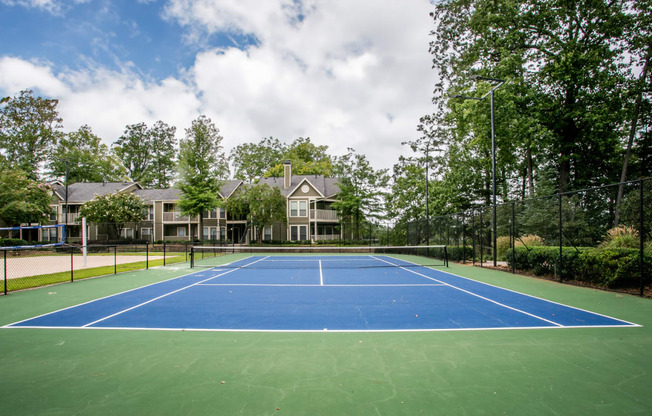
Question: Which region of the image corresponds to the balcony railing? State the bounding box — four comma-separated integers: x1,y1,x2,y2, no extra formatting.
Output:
314,234,340,241
163,212,197,222
310,209,339,221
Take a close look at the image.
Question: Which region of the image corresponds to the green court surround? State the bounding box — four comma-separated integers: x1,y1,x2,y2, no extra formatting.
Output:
1,263,651,415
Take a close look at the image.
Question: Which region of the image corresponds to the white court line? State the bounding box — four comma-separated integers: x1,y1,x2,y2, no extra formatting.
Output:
81,256,271,328
374,256,640,328
196,283,445,287
370,255,564,327
319,260,324,286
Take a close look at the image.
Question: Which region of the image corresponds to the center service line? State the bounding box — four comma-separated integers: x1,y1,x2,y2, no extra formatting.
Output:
319,260,324,286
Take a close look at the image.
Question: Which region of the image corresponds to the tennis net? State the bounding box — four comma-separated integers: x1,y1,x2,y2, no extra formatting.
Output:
190,245,448,269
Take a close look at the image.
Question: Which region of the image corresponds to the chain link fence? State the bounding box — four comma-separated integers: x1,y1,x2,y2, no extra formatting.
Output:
404,178,652,296
1,242,194,294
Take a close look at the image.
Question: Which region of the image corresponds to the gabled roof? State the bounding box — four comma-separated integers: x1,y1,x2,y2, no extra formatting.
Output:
134,180,243,203
134,188,182,202
52,182,142,203
258,175,340,198
219,180,243,199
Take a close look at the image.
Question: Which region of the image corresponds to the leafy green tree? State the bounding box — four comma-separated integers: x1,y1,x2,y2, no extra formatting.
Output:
264,137,334,177
78,192,147,238
49,125,128,183
149,121,177,189
428,0,635,199
333,148,389,240
386,156,427,223
176,115,229,240
113,123,152,185
0,90,63,179
230,137,285,182
0,170,53,226
224,183,286,242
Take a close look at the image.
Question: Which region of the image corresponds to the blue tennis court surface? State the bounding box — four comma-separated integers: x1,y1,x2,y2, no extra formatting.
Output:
5,255,639,332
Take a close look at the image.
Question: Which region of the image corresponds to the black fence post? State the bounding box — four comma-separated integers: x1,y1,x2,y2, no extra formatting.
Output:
461,212,466,264
479,211,484,267
146,243,149,270
511,202,515,274
640,180,645,297
114,245,117,275
163,241,167,266
471,211,476,266
558,193,563,282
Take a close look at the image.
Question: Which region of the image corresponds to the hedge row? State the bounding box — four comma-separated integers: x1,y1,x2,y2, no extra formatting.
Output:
506,246,651,289
0,238,29,247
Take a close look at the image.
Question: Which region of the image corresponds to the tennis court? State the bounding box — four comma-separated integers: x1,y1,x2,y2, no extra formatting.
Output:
5,250,637,331
2,247,651,415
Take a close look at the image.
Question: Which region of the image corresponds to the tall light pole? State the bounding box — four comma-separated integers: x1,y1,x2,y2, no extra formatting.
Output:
454,75,505,267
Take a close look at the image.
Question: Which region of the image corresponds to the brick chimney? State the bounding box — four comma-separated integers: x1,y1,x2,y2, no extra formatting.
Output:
283,160,292,189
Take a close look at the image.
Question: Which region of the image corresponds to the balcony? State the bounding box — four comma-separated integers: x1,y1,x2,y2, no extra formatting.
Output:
310,209,339,221
60,213,79,224
163,212,197,222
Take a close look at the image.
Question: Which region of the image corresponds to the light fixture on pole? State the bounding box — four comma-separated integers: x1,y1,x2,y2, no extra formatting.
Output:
453,75,505,267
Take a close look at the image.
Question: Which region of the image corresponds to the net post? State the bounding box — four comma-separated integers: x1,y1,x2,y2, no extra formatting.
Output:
190,246,195,268
445,245,449,267
70,245,74,282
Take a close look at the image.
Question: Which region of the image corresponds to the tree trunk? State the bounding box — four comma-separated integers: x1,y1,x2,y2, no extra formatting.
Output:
526,143,534,197
615,47,650,226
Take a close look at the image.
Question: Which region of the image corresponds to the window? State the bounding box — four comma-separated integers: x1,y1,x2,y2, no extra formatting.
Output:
203,226,218,240
141,228,152,237
206,209,217,219
264,226,272,241
45,227,58,242
290,200,307,217
49,207,57,221
290,225,308,241
121,228,133,239
219,208,226,219
148,206,154,220
177,227,186,237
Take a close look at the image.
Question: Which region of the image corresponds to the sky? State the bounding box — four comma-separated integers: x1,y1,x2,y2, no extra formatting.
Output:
0,0,438,173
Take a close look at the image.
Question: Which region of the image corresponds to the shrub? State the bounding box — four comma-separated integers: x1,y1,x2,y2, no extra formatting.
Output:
508,246,652,289
517,234,545,247
600,225,639,249
0,238,28,247
496,236,512,260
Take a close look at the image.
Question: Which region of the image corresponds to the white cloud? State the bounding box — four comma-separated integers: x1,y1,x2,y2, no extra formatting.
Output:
1,0,437,171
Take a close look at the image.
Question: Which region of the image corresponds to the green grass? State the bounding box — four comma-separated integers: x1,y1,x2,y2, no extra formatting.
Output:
1,262,651,415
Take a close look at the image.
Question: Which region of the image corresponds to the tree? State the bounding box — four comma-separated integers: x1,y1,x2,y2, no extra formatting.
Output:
149,121,177,189
78,192,147,238
224,183,286,242
264,137,334,177
332,148,389,240
427,0,635,199
0,170,53,226
230,137,286,182
113,121,178,188
113,123,152,185
0,90,63,179
49,125,128,183
176,115,229,240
